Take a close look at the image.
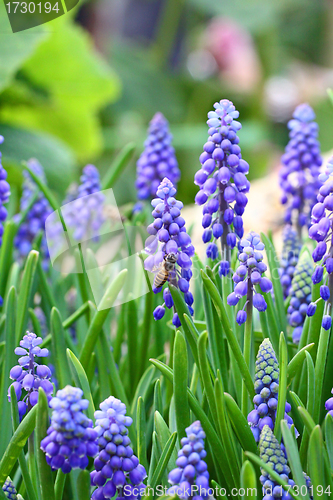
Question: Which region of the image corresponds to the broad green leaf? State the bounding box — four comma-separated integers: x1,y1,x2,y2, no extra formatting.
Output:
281,421,309,500
79,269,128,369
36,388,55,500
66,349,95,421
173,330,190,444
240,461,257,499
0,404,37,486
16,250,39,343
201,270,254,399
3,21,120,160
274,333,288,441
51,308,72,387
0,4,47,92
149,432,177,489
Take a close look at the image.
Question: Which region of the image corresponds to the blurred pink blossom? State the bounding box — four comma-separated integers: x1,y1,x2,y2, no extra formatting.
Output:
205,17,262,92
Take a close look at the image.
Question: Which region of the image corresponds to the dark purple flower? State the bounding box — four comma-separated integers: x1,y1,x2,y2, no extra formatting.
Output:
168,421,209,500
41,386,98,474
14,159,52,266
227,232,272,321
136,113,180,201
8,331,52,419
145,178,194,325
91,396,146,500
194,100,250,274
279,103,322,234
322,315,332,331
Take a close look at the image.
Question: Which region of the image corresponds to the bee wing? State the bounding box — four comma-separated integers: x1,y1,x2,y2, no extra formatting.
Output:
152,262,163,273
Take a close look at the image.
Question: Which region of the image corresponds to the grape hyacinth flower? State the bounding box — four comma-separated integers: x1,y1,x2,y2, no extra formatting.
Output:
136,112,180,201
41,386,98,473
325,389,333,418
0,136,10,246
279,224,301,299
14,159,52,265
287,252,313,344
279,103,322,238
2,478,17,500
8,331,53,419
64,164,105,242
227,232,272,326
144,178,194,327
168,421,209,500
308,155,333,307
259,425,295,500
194,99,250,275
91,396,147,500
247,339,296,443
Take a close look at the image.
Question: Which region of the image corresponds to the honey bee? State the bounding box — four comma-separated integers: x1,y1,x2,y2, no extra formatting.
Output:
153,253,178,289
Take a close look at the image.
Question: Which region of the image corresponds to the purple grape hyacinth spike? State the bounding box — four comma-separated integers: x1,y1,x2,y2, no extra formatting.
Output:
144,177,194,326
247,339,296,443
194,99,250,275
259,425,295,499
64,164,105,242
91,396,146,500
136,112,180,201
308,155,333,319
279,224,301,299
41,385,98,474
14,159,51,266
287,252,313,344
326,389,333,419
2,477,17,500
279,103,322,237
8,331,53,419
168,421,209,500
227,232,272,325
0,136,10,245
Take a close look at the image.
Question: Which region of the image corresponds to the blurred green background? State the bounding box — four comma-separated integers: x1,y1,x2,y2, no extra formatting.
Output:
1,0,333,207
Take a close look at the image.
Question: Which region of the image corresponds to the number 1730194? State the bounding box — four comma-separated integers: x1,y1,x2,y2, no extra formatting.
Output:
5,1,59,13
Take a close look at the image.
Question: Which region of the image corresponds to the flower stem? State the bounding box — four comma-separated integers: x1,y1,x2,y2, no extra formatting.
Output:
242,278,253,417
55,470,66,500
